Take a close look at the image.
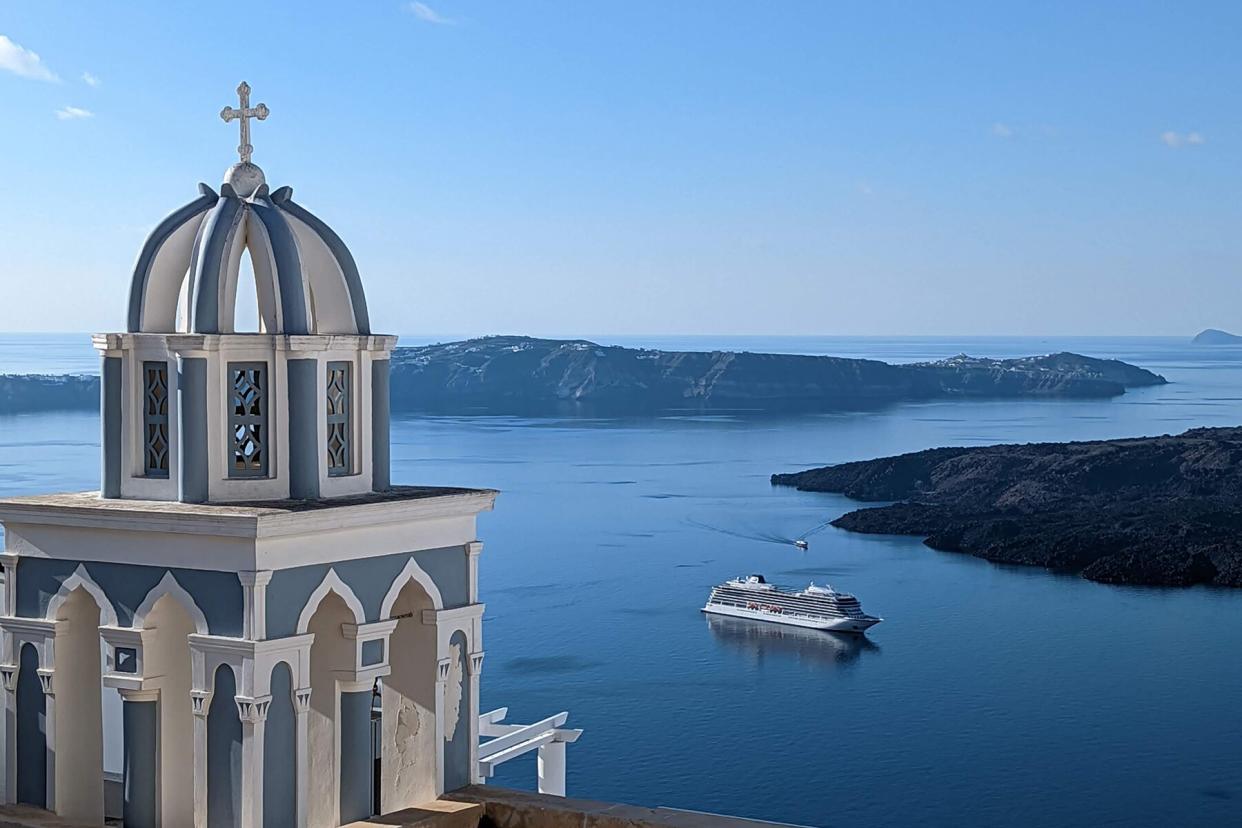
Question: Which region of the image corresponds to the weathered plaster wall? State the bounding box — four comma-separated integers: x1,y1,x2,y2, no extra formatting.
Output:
443,629,470,792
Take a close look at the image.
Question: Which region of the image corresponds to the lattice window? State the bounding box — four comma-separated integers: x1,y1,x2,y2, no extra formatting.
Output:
142,361,170,477
326,361,351,476
229,363,268,477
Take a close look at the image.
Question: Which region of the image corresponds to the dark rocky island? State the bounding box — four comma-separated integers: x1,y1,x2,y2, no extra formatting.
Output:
772,427,1242,588
0,336,1166,414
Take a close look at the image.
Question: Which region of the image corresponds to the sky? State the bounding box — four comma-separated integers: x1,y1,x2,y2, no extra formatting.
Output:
0,1,1239,337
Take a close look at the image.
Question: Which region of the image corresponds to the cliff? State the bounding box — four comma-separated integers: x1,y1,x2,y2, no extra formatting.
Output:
387,337,1165,412
0,337,1167,414
0,374,99,413
771,427,1242,588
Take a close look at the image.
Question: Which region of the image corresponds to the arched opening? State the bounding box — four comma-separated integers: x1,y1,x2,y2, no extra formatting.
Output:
52,587,105,823
306,591,359,828
382,580,439,811
263,661,297,828
15,642,46,807
233,248,261,333
206,664,241,828
141,593,197,826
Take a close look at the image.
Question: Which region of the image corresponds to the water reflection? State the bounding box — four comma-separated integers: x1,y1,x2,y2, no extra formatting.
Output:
706,614,880,667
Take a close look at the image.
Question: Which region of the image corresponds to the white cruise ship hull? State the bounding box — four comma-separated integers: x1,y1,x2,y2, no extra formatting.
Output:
702,603,880,633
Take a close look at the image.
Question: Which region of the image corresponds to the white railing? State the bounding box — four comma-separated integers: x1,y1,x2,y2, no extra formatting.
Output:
477,707,582,796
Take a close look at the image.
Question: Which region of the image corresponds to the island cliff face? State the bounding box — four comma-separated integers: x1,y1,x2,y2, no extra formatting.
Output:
772,427,1242,588
0,337,1166,414
387,337,1164,411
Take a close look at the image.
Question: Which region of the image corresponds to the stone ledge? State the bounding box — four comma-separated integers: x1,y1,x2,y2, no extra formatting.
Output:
442,786,808,828
343,799,484,828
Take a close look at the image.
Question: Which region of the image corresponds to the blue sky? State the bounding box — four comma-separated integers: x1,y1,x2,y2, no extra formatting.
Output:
1,1,1238,336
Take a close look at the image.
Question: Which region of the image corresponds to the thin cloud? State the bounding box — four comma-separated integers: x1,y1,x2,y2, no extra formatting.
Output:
991,122,1014,139
0,34,59,82
82,71,100,87
55,106,93,120
1161,130,1205,148
407,2,455,24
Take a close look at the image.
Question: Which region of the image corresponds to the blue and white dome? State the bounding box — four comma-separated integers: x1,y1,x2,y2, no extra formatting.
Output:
127,162,371,336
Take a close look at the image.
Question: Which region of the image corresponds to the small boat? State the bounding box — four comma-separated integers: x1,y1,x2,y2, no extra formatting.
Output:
702,574,881,633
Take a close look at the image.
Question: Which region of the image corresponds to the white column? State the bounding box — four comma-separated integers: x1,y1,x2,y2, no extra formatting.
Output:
434,657,450,794
464,542,482,604
235,695,271,828
0,555,18,618
293,687,311,828
238,571,273,642
190,689,212,828
37,668,55,811
466,651,484,784
0,662,15,804
536,742,566,797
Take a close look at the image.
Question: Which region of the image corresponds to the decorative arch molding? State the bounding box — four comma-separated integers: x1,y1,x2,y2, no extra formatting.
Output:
380,557,445,618
45,564,119,627
132,571,210,635
295,569,367,634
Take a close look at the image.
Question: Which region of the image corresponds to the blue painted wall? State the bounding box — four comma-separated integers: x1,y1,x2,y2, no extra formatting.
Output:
15,643,46,808
101,356,122,498
338,690,374,823
263,662,297,828
207,666,242,828
443,630,470,792
177,356,209,503
371,359,390,492
123,698,158,828
286,359,320,500
15,559,242,636
265,547,468,639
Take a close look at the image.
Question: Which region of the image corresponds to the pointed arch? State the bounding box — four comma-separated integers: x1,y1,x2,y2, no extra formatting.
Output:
133,571,210,634
295,569,366,634
380,557,444,619
46,564,119,627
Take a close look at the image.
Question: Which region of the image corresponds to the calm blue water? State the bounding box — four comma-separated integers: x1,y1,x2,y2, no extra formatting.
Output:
3,335,1241,827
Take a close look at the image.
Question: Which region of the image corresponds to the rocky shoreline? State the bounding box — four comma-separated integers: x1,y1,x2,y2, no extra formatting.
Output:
772,427,1242,588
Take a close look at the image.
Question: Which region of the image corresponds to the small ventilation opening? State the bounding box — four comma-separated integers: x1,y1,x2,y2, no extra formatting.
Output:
234,247,261,333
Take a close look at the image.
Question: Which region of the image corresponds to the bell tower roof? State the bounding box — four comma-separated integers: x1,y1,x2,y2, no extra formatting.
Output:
126,82,370,337
99,83,394,506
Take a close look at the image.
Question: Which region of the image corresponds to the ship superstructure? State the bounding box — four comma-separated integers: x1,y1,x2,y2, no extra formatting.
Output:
702,574,881,633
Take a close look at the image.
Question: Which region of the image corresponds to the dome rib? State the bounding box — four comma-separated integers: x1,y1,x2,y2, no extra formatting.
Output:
127,183,217,332
280,199,371,334
188,195,245,334
251,197,311,335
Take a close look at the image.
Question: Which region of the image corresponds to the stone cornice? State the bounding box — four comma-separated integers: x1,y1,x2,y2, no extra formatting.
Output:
0,489,497,540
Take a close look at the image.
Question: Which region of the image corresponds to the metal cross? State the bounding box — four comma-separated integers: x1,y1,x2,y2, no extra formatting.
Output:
220,81,269,164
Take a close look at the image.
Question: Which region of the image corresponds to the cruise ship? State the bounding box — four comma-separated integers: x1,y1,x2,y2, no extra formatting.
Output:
702,574,882,633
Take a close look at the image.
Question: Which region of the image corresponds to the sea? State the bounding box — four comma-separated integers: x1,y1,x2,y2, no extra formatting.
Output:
2,333,1241,828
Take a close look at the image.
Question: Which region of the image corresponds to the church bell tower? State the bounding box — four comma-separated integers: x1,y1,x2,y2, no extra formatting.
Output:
0,84,495,828
100,81,394,504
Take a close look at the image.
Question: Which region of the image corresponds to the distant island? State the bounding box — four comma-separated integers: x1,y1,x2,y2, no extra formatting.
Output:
1192,328,1242,345
772,427,1242,588
388,337,1166,411
0,336,1167,414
